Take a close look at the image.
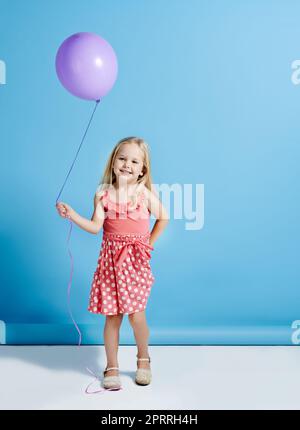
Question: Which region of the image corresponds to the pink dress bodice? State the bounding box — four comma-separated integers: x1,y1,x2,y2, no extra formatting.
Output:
99,186,151,235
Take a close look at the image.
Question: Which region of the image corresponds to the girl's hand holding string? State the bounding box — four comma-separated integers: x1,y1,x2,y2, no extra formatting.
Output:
56,202,74,220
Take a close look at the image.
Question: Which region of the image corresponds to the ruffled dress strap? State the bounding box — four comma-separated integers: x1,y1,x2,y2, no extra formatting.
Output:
96,189,108,204
95,185,148,216
128,186,148,213
138,188,147,204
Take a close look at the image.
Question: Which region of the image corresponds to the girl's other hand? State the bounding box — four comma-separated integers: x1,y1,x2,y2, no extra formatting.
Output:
56,202,73,220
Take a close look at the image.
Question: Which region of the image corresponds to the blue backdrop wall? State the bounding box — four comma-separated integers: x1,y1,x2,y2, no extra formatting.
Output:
1,0,299,345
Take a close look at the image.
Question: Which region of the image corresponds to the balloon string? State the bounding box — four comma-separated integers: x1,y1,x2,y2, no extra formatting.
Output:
66,220,122,394
65,219,81,345
85,367,123,394
55,99,122,393
55,99,100,205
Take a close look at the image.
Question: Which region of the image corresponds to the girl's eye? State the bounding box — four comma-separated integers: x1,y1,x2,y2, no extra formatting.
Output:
119,157,138,164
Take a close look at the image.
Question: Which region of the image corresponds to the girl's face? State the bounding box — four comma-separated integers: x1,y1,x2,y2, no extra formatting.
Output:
113,143,144,186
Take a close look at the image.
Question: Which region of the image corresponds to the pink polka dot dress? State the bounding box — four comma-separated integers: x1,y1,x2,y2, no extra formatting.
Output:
88,185,155,316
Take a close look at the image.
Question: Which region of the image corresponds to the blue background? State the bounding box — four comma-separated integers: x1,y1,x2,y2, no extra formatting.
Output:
1,0,299,344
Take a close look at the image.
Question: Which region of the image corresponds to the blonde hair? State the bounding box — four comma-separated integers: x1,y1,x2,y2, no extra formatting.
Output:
96,137,154,196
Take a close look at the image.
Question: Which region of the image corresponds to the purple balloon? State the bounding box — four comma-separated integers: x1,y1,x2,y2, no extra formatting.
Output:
55,32,118,101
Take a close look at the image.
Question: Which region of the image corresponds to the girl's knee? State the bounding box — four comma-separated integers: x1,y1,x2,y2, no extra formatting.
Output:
128,310,145,325
106,314,124,325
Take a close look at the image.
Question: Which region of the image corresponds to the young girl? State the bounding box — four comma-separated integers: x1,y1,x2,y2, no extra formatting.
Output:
56,136,169,389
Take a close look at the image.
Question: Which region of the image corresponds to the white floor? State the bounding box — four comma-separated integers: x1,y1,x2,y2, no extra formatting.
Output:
0,345,299,410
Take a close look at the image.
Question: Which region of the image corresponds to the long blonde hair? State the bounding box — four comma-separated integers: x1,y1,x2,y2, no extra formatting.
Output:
96,137,154,196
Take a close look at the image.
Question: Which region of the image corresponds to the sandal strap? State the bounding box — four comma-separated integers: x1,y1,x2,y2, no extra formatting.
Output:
137,357,151,363
104,367,119,372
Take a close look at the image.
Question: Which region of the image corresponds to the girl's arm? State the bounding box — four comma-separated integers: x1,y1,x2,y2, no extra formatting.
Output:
56,195,105,235
144,186,169,247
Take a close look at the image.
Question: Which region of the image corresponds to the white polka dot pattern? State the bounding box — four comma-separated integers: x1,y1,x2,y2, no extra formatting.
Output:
88,232,155,315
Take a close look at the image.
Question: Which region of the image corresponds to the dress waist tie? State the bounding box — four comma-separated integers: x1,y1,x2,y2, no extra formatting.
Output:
113,238,154,269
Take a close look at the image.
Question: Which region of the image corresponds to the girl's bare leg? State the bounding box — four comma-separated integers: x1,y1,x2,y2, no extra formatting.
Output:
128,310,151,369
103,314,124,376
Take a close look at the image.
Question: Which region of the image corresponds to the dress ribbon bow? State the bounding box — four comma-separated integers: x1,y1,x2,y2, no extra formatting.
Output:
113,239,154,269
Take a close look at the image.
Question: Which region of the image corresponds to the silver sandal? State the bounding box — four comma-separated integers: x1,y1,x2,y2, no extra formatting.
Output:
102,366,122,390
135,356,152,386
